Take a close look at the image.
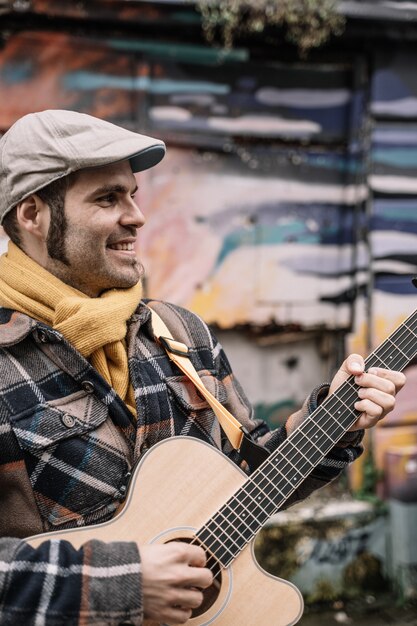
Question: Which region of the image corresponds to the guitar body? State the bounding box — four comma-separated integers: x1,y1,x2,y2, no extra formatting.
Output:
27,437,303,626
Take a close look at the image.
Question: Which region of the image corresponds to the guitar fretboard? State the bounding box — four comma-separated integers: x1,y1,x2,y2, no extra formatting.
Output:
197,309,417,568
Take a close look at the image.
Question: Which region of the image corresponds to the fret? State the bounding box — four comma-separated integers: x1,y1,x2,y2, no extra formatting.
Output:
314,404,347,440
255,466,291,502
368,337,416,372
256,460,300,508
366,352,389,370
296,409,333,453
206,511,246,553
266,451,305,485
317,391,360,433
218,488,270,536
302,414,339,447
294,425,330,456
370,353,392,368
386,336,414,360
212,500,258,538
204,490,265,542
337,381,360,408
196,525,236,566
245,480,277,511
216,506,253,546
402,321,417,340
275,438,318,479
285,436,320,469
229,498,265,533
369,353,394,369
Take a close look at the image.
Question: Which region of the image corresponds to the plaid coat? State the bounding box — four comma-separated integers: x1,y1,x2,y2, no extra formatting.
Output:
0,300,363,625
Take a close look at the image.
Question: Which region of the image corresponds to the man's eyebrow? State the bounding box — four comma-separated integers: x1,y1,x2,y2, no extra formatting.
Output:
87,183,139,199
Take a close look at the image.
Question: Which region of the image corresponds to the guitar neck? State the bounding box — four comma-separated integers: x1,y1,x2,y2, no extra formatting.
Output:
197,309,417,568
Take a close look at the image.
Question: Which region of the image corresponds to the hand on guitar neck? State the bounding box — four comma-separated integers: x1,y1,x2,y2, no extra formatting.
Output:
140,542,213,624
328,353,406,431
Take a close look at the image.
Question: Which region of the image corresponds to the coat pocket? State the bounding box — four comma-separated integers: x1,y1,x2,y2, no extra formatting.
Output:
10,391,129,529
165,372,227,446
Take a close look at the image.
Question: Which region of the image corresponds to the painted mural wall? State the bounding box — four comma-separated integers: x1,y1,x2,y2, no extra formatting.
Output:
0,31,365,331
0,20,416,497
360,48,417,499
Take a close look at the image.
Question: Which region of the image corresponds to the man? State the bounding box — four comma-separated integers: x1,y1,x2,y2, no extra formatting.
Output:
0,110,405,626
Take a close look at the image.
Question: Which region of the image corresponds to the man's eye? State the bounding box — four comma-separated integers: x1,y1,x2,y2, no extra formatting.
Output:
98,194,116,205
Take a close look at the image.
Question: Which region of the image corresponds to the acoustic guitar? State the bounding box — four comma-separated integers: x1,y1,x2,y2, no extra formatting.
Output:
27,309,417,625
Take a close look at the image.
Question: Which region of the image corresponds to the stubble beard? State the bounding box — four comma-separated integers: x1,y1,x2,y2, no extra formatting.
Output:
46,217,144,294
46,200,70,265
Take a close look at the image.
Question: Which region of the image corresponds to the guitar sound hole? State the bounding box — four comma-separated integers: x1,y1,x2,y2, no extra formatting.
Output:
166,537,222,617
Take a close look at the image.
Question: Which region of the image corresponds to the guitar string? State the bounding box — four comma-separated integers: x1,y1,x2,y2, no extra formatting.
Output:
198,376,406,567
185,312,417,578
212,316,417,540
199,325,417,570
202,321,417,566
198,360,412,576
190,314,417,576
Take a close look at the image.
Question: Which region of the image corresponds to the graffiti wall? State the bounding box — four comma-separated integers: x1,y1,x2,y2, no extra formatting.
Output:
0,29,366,333
359,48,417,497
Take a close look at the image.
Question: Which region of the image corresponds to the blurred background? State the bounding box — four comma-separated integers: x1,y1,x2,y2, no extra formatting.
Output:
0,0,416,622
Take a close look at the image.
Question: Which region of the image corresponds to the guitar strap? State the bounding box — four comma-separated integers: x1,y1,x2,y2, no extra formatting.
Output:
147,305,269,472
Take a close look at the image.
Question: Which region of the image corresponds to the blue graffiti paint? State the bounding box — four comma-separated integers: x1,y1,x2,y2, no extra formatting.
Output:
63,71,230,95
374,200,417,219
1,60,33,84
108,38,249,64
375,274,417,294
215,222,319,268
305,152,362,174
373,69,410,101
373,147,417,168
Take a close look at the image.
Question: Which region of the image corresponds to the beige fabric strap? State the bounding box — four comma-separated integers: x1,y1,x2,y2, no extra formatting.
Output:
148,306,244,450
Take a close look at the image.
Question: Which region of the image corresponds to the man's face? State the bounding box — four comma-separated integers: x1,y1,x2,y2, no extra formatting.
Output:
43,160,146,297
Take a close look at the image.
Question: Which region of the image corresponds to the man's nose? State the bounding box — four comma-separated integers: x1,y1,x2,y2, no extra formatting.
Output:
121,197,146,228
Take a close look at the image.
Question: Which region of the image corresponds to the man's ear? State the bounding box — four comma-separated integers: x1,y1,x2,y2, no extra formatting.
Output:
15,195,49,240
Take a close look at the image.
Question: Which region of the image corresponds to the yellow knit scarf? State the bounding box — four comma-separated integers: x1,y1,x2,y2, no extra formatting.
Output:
0,242,141,416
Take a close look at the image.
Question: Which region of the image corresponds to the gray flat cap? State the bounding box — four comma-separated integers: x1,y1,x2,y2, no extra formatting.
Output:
0,109,166,223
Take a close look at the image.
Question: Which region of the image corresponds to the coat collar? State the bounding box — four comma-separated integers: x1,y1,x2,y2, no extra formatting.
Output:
0,301,151,348
0,308,37,347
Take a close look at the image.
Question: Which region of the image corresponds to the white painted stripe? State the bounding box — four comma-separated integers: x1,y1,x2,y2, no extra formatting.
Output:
255,87,351,108
370,175,417,193
192,174,369,205
208,114,321,136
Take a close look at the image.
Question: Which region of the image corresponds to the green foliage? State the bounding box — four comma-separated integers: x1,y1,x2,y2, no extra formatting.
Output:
306,578,339,603
354,448,386,510
194,0,345,55
255,524,304,580
343,552,389,596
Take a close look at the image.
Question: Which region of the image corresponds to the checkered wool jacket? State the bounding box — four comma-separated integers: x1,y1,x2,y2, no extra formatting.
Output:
0,300,363,626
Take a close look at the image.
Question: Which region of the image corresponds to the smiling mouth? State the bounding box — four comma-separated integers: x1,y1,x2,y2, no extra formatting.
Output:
107,242,135,251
